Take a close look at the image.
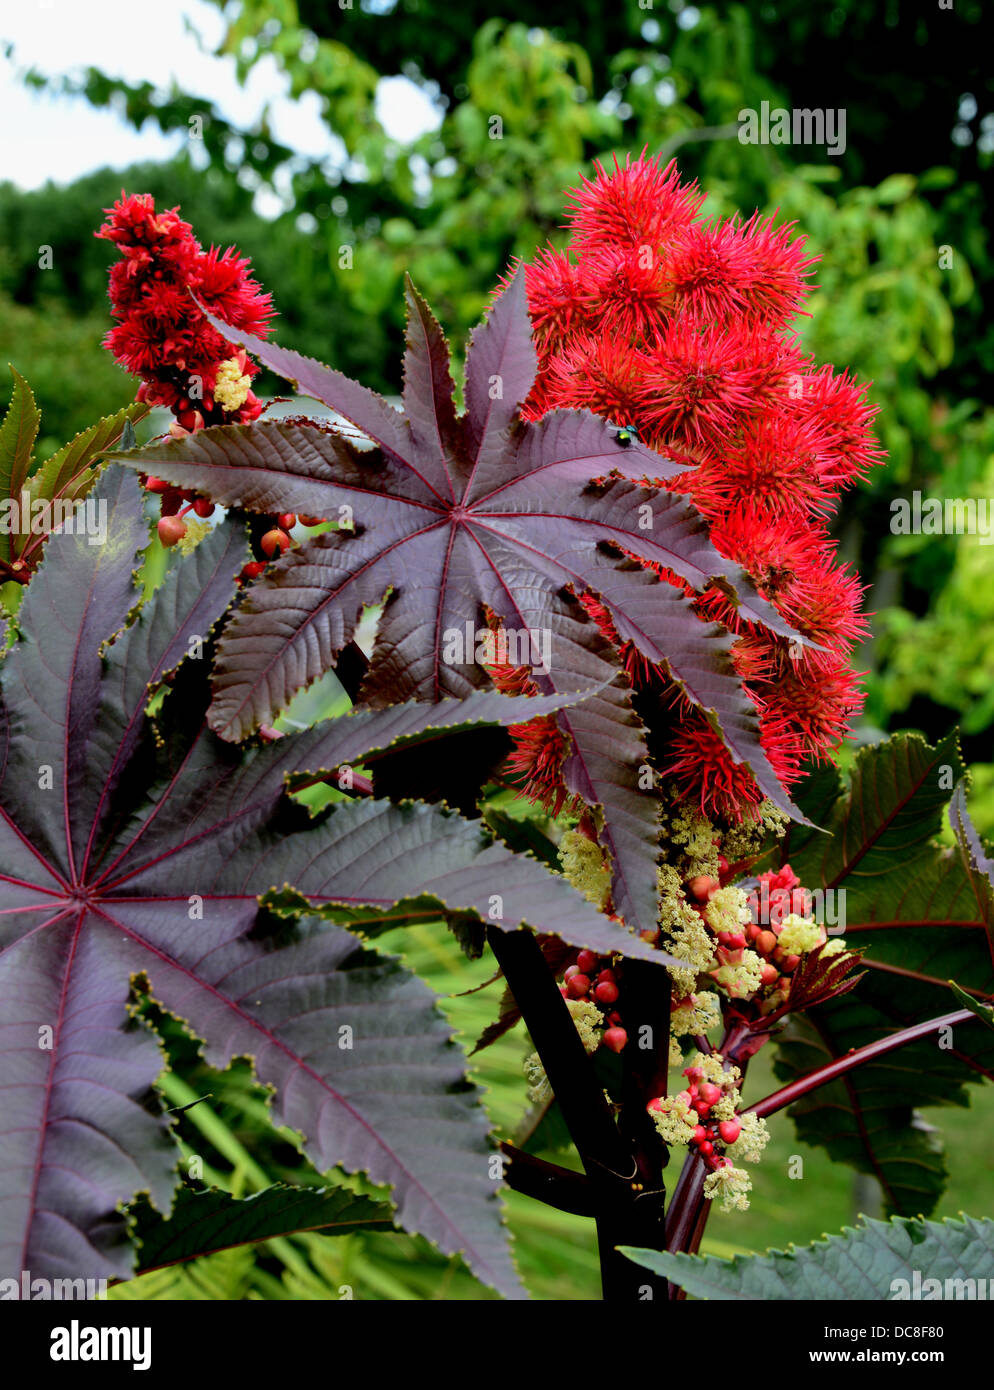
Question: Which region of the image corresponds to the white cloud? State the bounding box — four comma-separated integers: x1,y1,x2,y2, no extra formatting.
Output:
0,0,441,193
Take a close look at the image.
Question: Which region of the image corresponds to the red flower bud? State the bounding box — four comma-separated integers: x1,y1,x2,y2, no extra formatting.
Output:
157,515,187,548
719,1118,742,1145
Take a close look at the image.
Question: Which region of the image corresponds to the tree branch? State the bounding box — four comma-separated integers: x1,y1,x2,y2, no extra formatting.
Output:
499,1143,595,1217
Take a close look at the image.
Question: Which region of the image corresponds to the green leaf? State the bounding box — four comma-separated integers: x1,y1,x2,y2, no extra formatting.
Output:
621,1212,994,1300
771,733,994,1215
950,981,994,1031
133,1182,395,1272
482,807,561,872
0,366,40,562
27,400,148,511
949,780,994,949
772,1003,950,1217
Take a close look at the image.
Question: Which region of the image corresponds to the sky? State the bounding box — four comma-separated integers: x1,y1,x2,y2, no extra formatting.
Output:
0,0,441,200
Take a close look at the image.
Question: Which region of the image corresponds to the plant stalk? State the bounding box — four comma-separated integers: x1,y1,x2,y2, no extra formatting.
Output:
748,1007,973,1119
486,925,655,1301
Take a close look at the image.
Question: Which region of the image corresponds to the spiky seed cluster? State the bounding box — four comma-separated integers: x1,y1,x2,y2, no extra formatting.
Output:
503,152,884,820
97,193,326,570
97,192,274,425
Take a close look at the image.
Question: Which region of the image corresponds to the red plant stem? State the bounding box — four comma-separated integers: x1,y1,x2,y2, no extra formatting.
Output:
0,558,29,584
498,1142,595,1217
663,1020,761,1270
747,1007,973,1120
664,1151,706,1258
292,770,375,797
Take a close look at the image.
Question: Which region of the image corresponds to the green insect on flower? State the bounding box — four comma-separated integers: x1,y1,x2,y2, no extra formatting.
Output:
613,423,640,447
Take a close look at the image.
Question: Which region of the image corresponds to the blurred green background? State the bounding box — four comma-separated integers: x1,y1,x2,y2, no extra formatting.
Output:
1,0,991,1297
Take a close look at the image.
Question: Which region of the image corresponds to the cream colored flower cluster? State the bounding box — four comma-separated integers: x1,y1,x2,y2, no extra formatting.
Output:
647,1049,771,1214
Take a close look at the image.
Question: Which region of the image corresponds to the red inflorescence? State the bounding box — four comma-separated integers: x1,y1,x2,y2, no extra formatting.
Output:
97,193,302,571
97,192,274,427
499,153,885,821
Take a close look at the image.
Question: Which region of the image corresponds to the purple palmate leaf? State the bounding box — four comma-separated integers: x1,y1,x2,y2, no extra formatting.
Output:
0,469,670,1295
110,272,812,936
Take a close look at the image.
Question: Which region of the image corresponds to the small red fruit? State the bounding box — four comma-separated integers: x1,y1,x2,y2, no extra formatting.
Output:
719,1118,742,1145
277,513,297,530
259,527,291,557
576,949,598,974
699,1082,722,1106
144,476,170,493
692,1124,706,1143
602,1026,627,1053
687,875,718,901
240,560,268,581
594,980,619,1005
192,498,215,518
699,1141,714,1156
157,515,188,547
566,973,590,998
298,514,324,526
